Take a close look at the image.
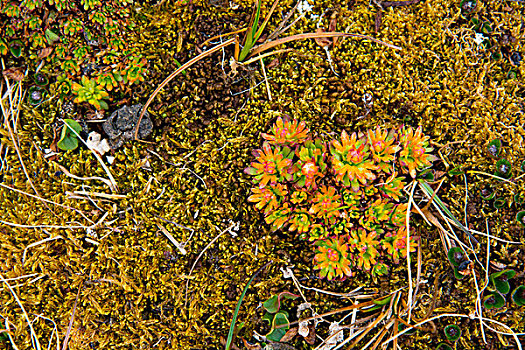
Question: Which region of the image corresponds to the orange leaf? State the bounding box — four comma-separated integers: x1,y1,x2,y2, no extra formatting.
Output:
329,17,338,45
37,47,54,59
280,327,298,342
314,28,332,48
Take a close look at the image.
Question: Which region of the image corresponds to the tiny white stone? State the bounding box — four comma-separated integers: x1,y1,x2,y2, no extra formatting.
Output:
86,131,111,156
298,320,310,337
280,266,294,279
298,0,313,14
474,33,485,46
106,155,115,164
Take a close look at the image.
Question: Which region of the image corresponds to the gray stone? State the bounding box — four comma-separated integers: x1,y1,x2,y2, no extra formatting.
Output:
103,104,153,149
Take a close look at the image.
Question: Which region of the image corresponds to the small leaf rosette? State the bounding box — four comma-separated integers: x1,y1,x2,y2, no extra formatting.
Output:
483,292,505,309
511,285,525,306
444,324,461,342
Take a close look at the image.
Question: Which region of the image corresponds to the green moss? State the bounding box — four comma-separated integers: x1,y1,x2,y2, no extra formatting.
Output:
1,0,525,349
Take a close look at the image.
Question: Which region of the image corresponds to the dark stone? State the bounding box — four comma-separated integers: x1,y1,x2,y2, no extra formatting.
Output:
103,104,153,149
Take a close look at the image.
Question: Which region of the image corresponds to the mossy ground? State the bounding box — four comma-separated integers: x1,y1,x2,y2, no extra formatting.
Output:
1,0,525,349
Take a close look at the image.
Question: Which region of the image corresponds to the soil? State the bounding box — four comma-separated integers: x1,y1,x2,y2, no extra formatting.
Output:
0,0,524,349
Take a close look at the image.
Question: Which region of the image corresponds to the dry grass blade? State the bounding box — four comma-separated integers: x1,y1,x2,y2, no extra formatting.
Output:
55,163,115,192
247,32,401,58
240,48,293,66
0,273,42,350
61,286,81,350
0,183,93,224
135,37,236,140
1,76,56,216
59,119,119,192
200,28,247,48
382,313,523,349
346,311,388,349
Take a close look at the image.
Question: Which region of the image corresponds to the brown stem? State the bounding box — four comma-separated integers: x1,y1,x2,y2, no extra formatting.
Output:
134,37,237,140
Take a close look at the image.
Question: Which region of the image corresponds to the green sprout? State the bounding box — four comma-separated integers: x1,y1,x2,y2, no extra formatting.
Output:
27,86,45,106
495,158,512,178
444,324,461,342
480,186,495,201
493,197,506,210
436,343,453,350
8,40,23,58
72,76,109,110
57,119,82,151
447,247,470,279
33,73,48,86
487,141,502,160
516,211,525,228
483,292,505,309
511,285,525,306
262,291,299,342
489,269,516,294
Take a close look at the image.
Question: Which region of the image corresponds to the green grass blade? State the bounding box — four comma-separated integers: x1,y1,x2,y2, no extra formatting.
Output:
419,181,478,243
252,0,261,38
225,261,272,350
253,0,280,43
419,181,465,230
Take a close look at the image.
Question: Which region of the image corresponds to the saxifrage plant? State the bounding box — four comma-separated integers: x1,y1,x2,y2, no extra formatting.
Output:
245,117,437,280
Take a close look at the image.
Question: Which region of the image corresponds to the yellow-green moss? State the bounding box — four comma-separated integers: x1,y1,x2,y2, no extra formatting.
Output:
1,0,525,349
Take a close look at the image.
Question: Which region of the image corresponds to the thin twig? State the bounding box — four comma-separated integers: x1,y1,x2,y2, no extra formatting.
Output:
185,223,236,308
61,285,82,350
136,38,236,140
405,180,417,322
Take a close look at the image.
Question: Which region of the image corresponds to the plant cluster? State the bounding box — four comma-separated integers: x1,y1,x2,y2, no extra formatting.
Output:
481,139,525,224
261,291,299,342
484,269,525,309
447,247,525,309
459,0,522,79
245,117,437,280
0,0,147,110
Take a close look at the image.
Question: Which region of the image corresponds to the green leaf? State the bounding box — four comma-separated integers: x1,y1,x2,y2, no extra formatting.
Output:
225,262,272,350
495,158,512,178
8,40,23,58
57,119,82,151
511,285,525,306
436,342,453,350
372,295,392,306
448,166,463,176
487,139,501,158
266,311,290,342
483,292,505,309
516,211,525,227
453,267,465,280
447,247,464,267
444,324,461,342
490,269,516,294
98,100,109,110
263,292,299,313
251,0,261,38
45,28,60,44
262,311,274,324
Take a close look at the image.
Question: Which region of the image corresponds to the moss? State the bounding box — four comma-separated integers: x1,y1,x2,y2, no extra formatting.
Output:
1,0,525,349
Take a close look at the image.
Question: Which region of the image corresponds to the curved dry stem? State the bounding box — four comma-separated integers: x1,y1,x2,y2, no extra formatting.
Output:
247,31,402,58
382,313,523,349
135,37,237,140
